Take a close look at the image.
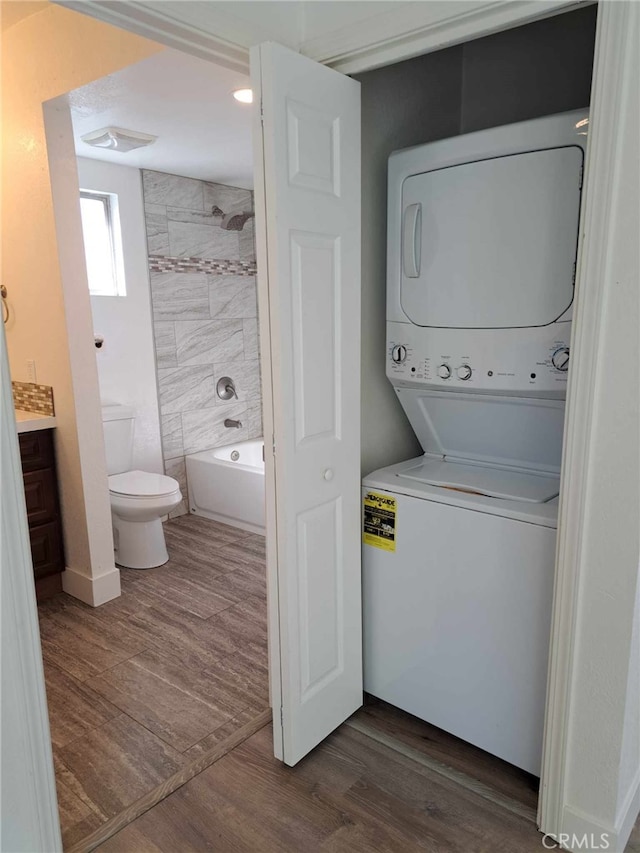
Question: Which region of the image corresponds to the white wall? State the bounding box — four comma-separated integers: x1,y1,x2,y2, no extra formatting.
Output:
78,158,163,474
44,101,120,606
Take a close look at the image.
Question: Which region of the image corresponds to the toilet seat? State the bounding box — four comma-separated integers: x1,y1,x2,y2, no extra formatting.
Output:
109,469,180,499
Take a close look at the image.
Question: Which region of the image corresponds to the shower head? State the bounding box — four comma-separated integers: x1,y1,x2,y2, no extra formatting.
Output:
220,212,255,231
210,205,254,231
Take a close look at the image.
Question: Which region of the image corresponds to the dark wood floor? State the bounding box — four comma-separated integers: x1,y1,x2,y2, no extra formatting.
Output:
38,515,269,849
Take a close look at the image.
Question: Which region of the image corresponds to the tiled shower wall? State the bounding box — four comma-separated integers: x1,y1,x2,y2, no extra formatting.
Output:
142,170,262,516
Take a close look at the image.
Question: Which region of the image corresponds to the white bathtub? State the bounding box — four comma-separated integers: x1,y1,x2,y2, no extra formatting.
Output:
186,439,265,534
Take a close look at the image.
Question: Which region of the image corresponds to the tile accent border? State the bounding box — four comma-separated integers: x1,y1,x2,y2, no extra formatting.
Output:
12,381,55,416
64,708,272,853
149,256,257,276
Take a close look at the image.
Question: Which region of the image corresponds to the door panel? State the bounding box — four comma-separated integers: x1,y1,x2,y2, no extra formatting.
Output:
251,42,361,766
291,231,340,444
297,497,342,697
287,100,340,195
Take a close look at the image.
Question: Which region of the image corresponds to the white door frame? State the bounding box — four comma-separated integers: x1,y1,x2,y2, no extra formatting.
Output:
5,0,637,847
59,0,586,76
538,2,640,846
1,325,62,853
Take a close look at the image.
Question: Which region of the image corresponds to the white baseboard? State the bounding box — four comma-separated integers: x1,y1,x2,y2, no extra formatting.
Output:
62,565,121,606
615,769,640,853
559,793,639,853
559,806,613,851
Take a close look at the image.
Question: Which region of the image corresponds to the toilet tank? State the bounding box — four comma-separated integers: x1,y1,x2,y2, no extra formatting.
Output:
101,404,135,475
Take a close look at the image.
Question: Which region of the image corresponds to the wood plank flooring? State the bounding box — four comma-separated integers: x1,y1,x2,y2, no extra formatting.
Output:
78,714,640,853
96,724,548,853
38,515,269,849
357,697,539,812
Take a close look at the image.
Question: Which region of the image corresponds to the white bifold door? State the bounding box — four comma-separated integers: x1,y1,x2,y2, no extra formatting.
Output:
251,43,362,765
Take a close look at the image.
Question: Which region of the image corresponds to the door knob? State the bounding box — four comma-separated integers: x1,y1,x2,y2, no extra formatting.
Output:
323,469,334,481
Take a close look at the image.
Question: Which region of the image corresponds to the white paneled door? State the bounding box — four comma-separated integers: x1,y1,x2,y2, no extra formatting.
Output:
251,42,362,765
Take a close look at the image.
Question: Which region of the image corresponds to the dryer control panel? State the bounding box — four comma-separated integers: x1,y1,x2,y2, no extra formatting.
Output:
387,321,570,397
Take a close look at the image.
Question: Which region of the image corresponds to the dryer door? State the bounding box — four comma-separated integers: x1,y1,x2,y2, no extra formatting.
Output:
400,146,583,328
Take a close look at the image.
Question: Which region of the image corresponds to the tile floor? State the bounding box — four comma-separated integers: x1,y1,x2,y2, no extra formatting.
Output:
38,515,268,849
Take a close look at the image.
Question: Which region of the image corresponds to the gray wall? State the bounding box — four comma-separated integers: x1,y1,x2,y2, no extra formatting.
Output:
141,170,261,516
355,4,597,477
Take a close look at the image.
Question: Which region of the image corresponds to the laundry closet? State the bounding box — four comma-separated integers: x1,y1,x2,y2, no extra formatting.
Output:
355,5,597,777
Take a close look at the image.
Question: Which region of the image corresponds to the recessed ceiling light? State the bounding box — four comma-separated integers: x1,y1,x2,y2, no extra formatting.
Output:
233,88,253,104
81,127,157,153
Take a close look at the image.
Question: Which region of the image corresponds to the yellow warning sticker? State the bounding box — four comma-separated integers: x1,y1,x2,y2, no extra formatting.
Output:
363,491,397,552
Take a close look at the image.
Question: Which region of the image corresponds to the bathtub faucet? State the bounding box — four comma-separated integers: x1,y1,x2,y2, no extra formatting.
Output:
224,418,242,429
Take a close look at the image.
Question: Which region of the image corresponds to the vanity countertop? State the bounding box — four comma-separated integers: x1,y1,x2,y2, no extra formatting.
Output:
15,409,57,433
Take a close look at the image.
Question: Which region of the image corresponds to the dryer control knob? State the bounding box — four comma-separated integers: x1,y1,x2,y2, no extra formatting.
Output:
391,345,407,364
552,347,570,372
457,364,472,381
438,364,451,380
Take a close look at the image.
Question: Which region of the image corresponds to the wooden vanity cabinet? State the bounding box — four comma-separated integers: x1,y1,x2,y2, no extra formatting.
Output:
19,429,65,599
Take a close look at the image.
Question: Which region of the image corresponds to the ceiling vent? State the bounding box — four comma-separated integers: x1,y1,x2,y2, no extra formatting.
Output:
81,127,157,153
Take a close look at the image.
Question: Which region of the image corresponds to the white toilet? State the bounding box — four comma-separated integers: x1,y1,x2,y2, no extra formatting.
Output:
102,404,182,569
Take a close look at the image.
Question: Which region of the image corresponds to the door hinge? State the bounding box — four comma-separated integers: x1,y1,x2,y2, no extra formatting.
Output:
260,101,264,126
280,706,284,726
272,435,276,456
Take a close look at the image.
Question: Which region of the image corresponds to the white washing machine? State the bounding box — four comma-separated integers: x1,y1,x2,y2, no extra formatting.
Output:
362,109,588,776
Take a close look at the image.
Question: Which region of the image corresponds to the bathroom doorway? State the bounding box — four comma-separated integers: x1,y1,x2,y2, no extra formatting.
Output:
40,46,272,848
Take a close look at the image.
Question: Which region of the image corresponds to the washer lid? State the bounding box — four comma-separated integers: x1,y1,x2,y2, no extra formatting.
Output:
397,457,559,503
363,457,558,527
396,388,566,475
108,470,180,497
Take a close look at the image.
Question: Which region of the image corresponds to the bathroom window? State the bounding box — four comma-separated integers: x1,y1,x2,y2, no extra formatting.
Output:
79,190,126,296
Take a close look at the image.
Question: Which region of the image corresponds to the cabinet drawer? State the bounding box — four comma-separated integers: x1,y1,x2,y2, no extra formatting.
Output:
29,521,64,580
23,468,57,525
19,429,54,472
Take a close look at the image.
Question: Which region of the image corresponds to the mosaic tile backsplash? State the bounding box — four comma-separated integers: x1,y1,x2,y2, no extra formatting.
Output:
142,170,262,518
12,381,55,416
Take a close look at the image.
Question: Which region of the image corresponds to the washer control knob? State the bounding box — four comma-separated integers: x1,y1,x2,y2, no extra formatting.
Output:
552,347,570,372
457,364,472,381
438,364,451,380
391,345,407,364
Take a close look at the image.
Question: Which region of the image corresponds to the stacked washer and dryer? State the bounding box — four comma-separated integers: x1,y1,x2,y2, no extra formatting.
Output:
362,110,588,776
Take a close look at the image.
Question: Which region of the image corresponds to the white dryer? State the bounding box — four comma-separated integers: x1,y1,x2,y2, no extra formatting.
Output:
362,109,588,775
